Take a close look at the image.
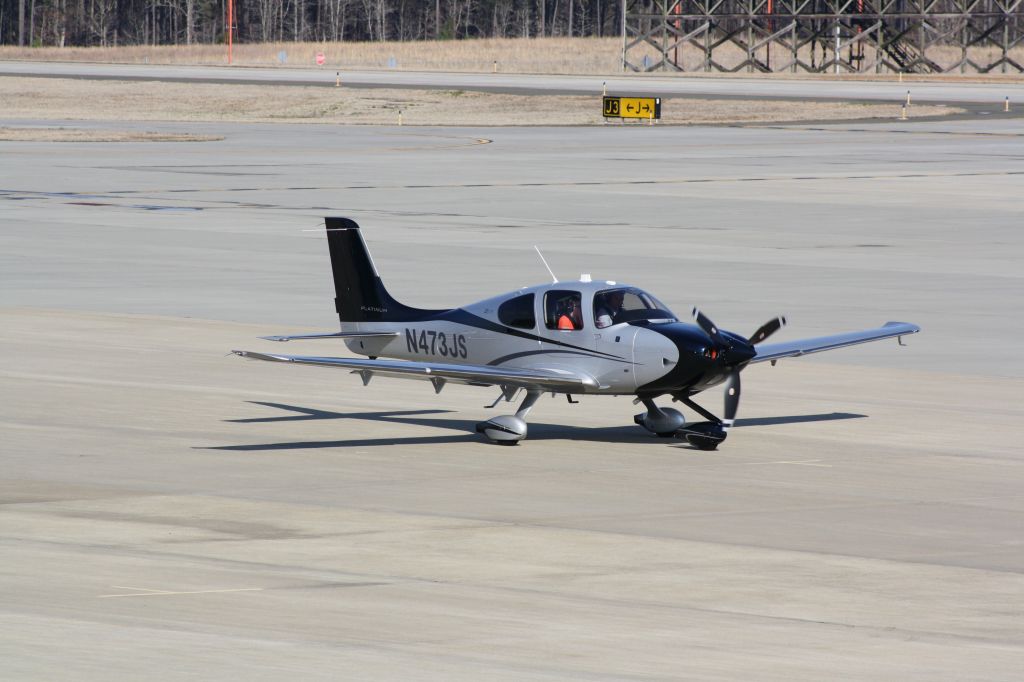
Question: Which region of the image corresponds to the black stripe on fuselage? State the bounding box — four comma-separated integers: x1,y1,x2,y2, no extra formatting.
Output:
433,309,628,362
487,348,632,367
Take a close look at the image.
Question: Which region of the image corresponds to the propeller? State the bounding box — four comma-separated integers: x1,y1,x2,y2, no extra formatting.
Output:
723,371,740,428
691,309,786,430
691,307,728,348
748,316,787,345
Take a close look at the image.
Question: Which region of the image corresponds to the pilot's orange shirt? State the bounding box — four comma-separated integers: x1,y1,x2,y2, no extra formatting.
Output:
557,315,575,330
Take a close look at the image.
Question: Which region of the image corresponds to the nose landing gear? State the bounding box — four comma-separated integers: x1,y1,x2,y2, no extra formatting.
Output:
634,394,731,450
676,420,728,450
673,394,730,450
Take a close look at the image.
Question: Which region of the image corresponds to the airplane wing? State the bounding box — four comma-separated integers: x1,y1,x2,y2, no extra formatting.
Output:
750,321,920,364
232,350,599,392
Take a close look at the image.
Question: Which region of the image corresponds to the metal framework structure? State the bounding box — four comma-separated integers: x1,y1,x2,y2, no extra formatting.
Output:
622,0,1024,73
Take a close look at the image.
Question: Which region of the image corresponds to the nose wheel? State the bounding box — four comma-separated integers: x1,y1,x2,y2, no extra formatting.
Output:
673,394,731,450
676,421,728,450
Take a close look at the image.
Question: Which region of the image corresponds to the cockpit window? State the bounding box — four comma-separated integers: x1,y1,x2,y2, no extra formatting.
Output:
593,287,676,328
545,290,583,330
498,293,535,329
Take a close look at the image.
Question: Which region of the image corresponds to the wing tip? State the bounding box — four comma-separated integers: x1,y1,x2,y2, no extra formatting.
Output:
884,321,921,333
232,350,287,362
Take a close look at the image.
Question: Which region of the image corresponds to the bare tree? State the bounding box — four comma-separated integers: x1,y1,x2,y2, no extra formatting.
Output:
254,0,277,41
491,0,512,38
359,0,388,40
183,0,194,43
443,0,469,37
324,0,349,39
88,0,116,45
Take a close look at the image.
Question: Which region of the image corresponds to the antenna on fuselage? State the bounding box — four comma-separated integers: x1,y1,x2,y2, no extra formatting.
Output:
534,245,558,284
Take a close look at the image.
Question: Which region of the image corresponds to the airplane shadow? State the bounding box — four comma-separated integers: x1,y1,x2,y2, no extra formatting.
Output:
224,401,456,424
202,402,867,452
734,412,866,427
671,411,868,450
204,400,652,451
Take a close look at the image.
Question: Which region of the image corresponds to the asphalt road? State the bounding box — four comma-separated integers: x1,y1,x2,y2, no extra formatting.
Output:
2,110,1023,679
3,59,1024,104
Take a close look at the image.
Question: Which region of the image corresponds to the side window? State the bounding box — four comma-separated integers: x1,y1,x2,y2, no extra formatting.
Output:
544,290,583,331
498,293,536,329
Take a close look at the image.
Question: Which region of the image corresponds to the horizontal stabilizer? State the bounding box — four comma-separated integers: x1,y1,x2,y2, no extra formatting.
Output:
260,331,399,342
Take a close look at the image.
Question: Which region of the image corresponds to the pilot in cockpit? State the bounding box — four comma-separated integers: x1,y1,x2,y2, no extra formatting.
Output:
594,290,625,329
556,296,583,330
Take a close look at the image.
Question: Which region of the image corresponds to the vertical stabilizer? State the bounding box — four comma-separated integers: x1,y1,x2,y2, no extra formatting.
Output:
325,218,444,323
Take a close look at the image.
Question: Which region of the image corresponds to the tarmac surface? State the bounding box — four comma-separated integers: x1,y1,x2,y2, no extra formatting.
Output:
2,108,1024,679
3,60,1024,105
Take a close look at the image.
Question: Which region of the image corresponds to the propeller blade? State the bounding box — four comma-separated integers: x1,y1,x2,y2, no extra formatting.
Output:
692,307,727,347
748,316,787,345
723,371,741,429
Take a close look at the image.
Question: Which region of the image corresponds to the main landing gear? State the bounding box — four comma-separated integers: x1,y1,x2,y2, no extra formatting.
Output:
633,397,686,438
635,395,730,450
476,388,542,445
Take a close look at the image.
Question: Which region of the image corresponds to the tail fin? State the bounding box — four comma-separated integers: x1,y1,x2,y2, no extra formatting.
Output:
325,218,444,323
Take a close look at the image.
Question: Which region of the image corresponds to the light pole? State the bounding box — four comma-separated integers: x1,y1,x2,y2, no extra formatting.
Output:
227,0,234,64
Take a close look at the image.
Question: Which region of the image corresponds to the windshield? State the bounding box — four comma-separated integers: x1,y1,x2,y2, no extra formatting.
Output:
593,288,676,328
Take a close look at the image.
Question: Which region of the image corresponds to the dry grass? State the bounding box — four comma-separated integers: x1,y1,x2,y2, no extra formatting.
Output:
0,77,962,126
0,38,624,74
0,127,222,142
1,37,1022,79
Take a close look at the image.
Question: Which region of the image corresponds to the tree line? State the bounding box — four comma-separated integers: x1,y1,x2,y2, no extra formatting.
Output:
0,0,626,46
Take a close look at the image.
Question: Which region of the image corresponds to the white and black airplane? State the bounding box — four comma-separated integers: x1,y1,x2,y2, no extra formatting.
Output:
233,218,919,448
